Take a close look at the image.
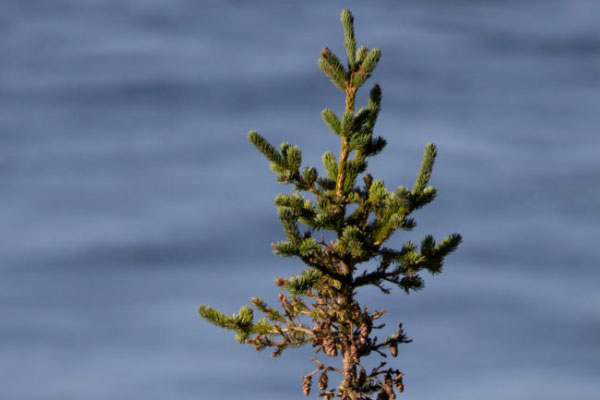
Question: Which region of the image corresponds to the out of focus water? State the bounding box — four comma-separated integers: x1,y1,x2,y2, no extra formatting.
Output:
1,1,599,399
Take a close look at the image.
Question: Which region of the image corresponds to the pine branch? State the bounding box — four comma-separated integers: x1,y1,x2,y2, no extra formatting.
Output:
248,130,285,167
321,109,342,135
341,9,357,69
319,47,348,91
412,142,437,194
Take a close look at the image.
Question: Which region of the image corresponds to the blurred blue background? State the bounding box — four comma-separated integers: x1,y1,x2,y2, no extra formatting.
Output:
1,1,599,399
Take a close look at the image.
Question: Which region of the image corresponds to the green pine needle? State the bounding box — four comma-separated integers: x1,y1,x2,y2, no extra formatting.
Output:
341,9,357,69
319,47,348,91
248,130,285,167
322,151,338,180
412,142,437,194
321,108,342,135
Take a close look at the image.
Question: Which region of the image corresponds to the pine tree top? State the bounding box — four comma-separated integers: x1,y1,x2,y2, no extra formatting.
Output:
199,9,461,399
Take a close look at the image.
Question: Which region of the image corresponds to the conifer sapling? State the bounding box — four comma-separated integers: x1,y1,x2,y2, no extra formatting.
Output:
199,9,461,399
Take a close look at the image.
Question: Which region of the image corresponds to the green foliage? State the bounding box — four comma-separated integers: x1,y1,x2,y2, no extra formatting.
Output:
368,179,388,205
199,9,462,399
341,9,356,68
272,240,298,257
248,130,284,167
286,268,321,296
338,225,367,258
340,110,355,138
319,47,347,91
365,84,382,131
321,151,338,180
355,46,368,65
198,304,256,343
361,48,382,76
321,109,342,135
302,166,317,186
412,142,437,194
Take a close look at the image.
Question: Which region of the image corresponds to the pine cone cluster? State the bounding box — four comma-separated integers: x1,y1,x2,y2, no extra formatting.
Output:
312,318,339,357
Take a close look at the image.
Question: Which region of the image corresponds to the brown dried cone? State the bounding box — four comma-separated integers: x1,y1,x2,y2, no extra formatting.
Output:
377,389,389,400
323,337,338,357
360,319,372,339
318,371,328,390
389,340,398,357
395,373,405,393
302,375,312,396
311,323,323,347
384,373,396,399
323,393,334,400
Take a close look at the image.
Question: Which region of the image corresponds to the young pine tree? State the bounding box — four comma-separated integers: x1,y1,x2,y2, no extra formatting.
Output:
199,9,461,400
